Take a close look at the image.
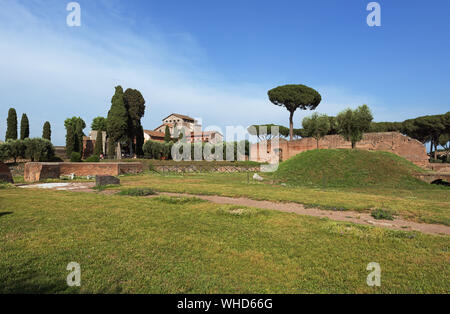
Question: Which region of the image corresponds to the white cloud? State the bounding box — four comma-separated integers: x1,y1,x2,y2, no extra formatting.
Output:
0,0,380,145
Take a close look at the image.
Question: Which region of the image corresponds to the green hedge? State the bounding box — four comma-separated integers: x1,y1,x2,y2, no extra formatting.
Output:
84,155,100,162
0,138,55,162
70,152,82,162
142,141,174,160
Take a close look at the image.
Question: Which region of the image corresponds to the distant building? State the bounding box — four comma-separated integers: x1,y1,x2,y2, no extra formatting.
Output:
188,131,223,144
152,113,222,144
160,113,197,133
82,130,107,158
143,130,166,143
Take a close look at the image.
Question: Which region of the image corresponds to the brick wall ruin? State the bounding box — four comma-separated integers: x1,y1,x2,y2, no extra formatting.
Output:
0,162,13,183
250,132,429,166
24,162,143,182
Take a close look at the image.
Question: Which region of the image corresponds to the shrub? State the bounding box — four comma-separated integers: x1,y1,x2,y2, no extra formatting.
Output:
85,155,100,162
0,140,28,163
70,152,82,162
117,188,156,196
143,141,173,160
50,156,64,162
23,138,55,162
0,142,11,162
8,139,26,163
0,183,14,189
371,209,394,220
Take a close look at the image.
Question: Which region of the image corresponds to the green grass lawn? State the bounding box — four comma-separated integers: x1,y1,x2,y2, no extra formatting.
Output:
0,187,449,293
117,171,450,226
274,149,430,188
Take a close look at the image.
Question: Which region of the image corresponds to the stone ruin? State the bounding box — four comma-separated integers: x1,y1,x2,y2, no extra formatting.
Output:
24,162,143,183
0,162,13,183
250,132,430,167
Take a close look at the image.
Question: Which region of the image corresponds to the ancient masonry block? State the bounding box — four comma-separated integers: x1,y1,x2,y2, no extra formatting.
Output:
0,162,14,183
24,162,143,183
95,175,120,186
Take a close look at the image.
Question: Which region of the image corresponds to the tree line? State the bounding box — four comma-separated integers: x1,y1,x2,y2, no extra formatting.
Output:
1,108,54,163
250,84,449,157
143,140,250,161
4,108,51,142
64,86,146,160
0,138,55,163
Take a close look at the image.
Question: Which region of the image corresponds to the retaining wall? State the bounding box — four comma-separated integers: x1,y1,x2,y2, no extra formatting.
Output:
250,132,429,166
24,162,143,182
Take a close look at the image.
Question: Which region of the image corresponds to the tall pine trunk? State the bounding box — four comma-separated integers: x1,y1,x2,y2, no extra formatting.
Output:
289,111,294,141
434,140,438,160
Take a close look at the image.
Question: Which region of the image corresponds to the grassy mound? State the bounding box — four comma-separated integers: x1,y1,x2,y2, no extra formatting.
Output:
274,149,428,188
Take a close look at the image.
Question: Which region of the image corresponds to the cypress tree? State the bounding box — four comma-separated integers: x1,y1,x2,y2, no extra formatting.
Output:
20,114,30,140
91,116,107,131
107,137,115,158
64,117,85,154
94,130,103,156
5,108,18,141
164,125,171,143
66,124,75,157
135,124,144,156
42,121,51,141
123,88,146,156
75,120,84,153
106,86,128,159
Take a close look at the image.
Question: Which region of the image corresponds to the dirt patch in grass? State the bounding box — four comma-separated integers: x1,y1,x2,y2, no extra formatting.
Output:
156,192,450,236
18,181,450,236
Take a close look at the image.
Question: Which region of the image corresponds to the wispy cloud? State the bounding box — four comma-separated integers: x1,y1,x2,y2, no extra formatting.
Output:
0,0,379,145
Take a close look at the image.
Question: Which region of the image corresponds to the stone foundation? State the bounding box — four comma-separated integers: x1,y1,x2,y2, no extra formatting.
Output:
250,132,429,166
153,165,260,173
425,163,450,173
24,162,143,183
413,173,450,183
0,162,13,183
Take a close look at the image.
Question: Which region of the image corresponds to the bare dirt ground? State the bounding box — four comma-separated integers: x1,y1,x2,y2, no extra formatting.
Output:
18,182,450,236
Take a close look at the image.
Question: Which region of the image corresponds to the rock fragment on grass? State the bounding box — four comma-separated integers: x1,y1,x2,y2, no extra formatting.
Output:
96,175,120,187
253,173,263,181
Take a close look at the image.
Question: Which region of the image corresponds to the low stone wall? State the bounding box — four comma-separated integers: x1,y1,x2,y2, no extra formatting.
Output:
60,163,119,176
0,162,13,183
153,165,260,173
24,162,143,182
413,173,450,183
24,163,60,182
118,162,146,175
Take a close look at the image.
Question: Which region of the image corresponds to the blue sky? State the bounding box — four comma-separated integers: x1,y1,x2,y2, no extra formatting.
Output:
1,0,449,145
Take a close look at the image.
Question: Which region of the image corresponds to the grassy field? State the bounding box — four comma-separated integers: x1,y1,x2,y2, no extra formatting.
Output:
117,171,450,226
0,187,449,293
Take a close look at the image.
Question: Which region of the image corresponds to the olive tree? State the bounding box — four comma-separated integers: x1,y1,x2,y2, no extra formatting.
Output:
302,113,331,149
336,105,373,148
